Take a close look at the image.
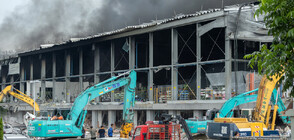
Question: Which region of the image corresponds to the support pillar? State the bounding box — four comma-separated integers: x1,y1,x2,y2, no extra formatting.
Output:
1,75,5,90
225,21,232,99
41,56,46,102
10,76,14,103
52,53,56,102
196,24,201,100
1,75,6,102
65,51,71,103
94,44,100,102
129,37,135,69
20,59,25,93
97,110,103,128
92,110,98,129
134,111,138,127
29,58,33,97
79,49,83,93
193,110,203,119
30,58,33,81
148,33,154,102
110,42,115,102
146,110,155,121
108,110,116,128
171,28,178,101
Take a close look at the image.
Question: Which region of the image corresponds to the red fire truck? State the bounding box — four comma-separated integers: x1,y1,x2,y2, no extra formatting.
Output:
132,115,193,140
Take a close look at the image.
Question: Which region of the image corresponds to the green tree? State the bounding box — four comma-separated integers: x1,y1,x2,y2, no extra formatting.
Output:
245,0,294,96
0,117,3,140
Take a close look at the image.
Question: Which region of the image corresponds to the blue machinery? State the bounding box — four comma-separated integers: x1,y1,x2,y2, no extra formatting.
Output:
28,70,137,138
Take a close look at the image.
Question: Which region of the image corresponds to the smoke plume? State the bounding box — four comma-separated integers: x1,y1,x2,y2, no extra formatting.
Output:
0,0,255,52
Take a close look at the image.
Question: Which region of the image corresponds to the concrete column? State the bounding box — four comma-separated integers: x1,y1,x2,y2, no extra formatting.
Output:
29,57,34,98
30,58,33,81
97,110,103,128
196,24,201,100
10,76,14,103
94,44,100,84
1,75,6,102
146,110,155,121
108,110,116,128
134,111,138,127
193,110,203,119
171,28,178,101
94,44,100,102
1,75,6,90
79,49,83,93
41,56,46,101
65,51,71,103
92,110,98,129
148,33,154,101
129,37,135,69
110,42,115,102
52,53,56,102
225,24,232,99
20,59,25,92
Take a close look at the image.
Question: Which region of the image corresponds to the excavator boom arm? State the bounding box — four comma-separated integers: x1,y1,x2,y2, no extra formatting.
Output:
0,85,40,112
253,74,282,122
67,70,136,124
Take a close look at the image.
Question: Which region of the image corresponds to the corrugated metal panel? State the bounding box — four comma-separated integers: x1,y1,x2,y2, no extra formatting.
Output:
19,8,221,55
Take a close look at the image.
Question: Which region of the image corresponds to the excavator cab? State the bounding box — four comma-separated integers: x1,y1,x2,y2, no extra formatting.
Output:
206,108,219,120
51,109,70,120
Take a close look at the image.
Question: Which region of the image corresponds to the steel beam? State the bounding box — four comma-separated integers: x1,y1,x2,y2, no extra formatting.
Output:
52,53,56,102
79,49,83,93
20,59,25,93
171,28,178,101
198,17,225,36
65,51,71,103
94,44,100,102
196,24,201,100
148,33,154,101
129,37,135,69
41,56,46,101
111,42,115,102
10,76,14,103
94,44,100,83
30,57,33,81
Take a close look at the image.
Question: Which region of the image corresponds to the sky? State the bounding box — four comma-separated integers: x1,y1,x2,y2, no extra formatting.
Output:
0,0,255,52
0,0,29,24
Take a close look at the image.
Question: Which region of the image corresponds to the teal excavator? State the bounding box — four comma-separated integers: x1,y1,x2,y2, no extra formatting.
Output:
186,88,290,135
28,70,137,138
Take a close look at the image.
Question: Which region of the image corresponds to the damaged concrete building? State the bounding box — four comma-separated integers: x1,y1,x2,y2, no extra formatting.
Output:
0,5,273,128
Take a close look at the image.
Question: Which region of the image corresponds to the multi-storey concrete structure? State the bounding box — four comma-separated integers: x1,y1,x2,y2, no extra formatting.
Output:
0,5,272,128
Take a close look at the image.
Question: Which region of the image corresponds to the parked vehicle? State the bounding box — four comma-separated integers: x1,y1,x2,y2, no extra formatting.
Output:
3,124,21,134
3,134,30,140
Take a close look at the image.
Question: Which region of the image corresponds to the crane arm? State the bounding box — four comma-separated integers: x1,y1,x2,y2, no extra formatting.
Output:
67,70,136,124
218,88,258,118
0,85,40,112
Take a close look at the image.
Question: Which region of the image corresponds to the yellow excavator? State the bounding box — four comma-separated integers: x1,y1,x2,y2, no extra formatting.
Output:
207,73,286,139
0,85,40,112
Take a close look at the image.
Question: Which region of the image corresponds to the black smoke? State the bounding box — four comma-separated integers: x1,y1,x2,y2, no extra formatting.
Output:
0,0,256,52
